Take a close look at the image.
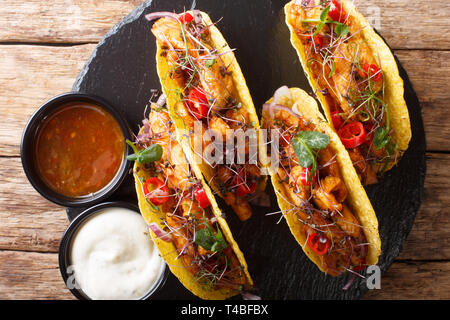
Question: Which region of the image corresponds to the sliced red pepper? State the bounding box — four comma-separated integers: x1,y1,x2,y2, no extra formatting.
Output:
299,166,318,186
178,12,194,24
187,88,210,119
327,0,346,23
307,233,330,255
280,133,291,147
338,122,367,149
193,185,211,209
358,63,382,82
234,173,257,197
330,111,343,129
143,177,169,206
353,258,367,272
310,35,324,49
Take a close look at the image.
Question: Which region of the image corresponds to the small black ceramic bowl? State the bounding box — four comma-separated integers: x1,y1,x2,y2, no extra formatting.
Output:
59,201,168,300
21,92,132,207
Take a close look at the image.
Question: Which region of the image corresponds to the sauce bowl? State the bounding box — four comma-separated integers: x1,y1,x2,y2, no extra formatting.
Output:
21,92,132,207
58,201,168,300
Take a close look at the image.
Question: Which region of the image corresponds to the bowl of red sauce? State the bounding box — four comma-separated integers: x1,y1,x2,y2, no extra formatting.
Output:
21,92,132,207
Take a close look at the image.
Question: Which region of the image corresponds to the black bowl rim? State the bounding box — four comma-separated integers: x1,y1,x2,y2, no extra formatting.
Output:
58,201,169,300
20,92,132,207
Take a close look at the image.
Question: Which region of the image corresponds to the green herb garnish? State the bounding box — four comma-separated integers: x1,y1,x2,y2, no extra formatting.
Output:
194,227,228,252
291,131,330,179
126,139,163,164
303,5,348,37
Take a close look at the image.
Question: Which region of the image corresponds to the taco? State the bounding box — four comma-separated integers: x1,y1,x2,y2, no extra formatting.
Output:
262,86,381,276
130,101,253,299
146,10,267,221
285,0,411,185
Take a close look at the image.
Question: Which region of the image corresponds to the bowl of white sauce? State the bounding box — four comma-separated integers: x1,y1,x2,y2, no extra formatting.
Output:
59,202,167,300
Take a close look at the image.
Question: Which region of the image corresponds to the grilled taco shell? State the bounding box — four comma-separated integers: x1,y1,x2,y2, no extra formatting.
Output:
262,87,381,274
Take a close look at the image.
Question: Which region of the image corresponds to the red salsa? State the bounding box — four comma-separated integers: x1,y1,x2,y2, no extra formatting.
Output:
35,103,125,197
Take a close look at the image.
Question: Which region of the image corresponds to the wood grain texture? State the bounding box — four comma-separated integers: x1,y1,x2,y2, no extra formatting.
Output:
0,0,143,43
0,0,448,50
365,261,450,300
0,44,96,156
0,157,68,253
0,46,448,156
0,250,447,300
0,251,73,299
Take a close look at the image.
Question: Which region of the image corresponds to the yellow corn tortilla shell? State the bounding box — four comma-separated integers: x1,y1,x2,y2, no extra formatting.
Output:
284,0,411,172
264,87,381,271
155,10,268,203
133,130,253,300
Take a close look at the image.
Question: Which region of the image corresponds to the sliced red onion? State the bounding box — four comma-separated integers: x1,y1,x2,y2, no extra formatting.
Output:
149,223,173,242
145,11,179,22
156,93,167,108
241,292,262,300
342,272,357,290
272,86,291,105
249,190,271,208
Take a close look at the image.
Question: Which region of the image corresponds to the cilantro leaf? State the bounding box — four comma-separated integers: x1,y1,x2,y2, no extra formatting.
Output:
335,23,349,37
194,227,228,252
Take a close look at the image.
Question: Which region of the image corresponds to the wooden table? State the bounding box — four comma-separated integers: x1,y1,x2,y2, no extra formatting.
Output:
0,0,448,300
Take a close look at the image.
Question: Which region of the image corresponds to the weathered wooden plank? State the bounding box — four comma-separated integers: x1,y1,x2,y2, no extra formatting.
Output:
0,0,448,50
0,250,447,299
0,44,96,156
0,153,448,258
0,157,68,253
0,251,73,299
0,0,143,43
365,261,450,300
395,50,450,152
0,45,448,156
398,153,450,260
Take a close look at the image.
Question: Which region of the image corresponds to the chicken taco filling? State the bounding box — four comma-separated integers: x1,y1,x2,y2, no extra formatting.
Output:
131,102,248,290
262,93,368,276
147,11,262,221
286,0,399,185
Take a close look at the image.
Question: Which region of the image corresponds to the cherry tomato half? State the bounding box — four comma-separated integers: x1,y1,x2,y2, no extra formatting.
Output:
193,185,211,209
143,177,169,206
187,88,210,119
280,134,291,147
358,63,382,82
338,122,367,149
331,110,343,129
299,166,318,186
178,12,194,24
307,233,330,255
327,0,347,23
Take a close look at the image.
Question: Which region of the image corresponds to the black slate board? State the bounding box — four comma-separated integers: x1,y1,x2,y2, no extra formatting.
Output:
69,0,426,299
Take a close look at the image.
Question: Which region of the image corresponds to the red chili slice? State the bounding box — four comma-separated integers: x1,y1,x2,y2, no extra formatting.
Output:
330,111,343,129
353,258,367,272
307,233,330,255
327,0,346,23
358,63,382,82
187,88,210,119
193,185,211,209
234,173,257,197
299,166,317,186
338,122,367,149
178,12,194,24
143,177,169,206
311,35,324,49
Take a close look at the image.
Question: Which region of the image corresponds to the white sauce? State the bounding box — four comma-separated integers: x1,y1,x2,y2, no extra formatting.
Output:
70,207,163,300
